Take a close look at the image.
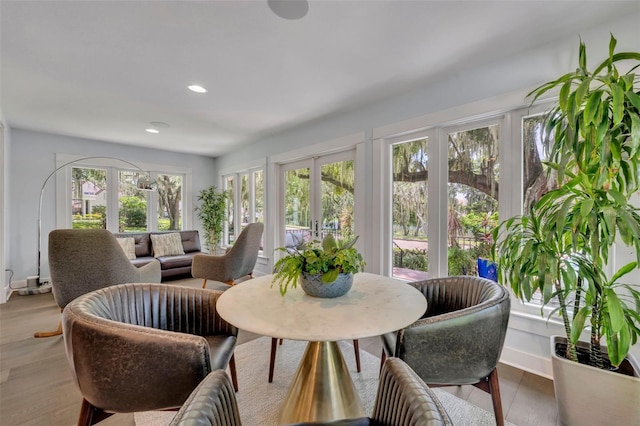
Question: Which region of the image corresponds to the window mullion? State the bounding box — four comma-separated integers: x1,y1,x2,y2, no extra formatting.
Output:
106,168,119,232
148,172,158,231
249,172,256,226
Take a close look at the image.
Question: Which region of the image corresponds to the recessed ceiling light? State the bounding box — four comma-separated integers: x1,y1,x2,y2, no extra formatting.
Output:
188,85,207,93
146,128,160,134
268,0,309,20
150,121,170,128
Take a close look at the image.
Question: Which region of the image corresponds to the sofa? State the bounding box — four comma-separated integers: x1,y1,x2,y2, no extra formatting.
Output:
284,230,307,253
114,230,202,280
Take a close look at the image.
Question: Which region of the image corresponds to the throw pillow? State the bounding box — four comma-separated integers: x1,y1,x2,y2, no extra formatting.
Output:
151,233,185,258
116,237,137,260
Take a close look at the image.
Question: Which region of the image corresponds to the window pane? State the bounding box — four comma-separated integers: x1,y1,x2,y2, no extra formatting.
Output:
392,139,429,280
119,170,148,232
321,160,354,241
285,168,311,242
254,170,264,223
523,114,559,306
157,174,182,231
241,174,249,229
226,176,235,245
523,114,557,211
71,167,107,229
447,125,499,276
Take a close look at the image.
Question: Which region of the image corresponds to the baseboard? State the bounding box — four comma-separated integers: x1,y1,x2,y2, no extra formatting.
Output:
12,279,27,288
500,345,553,380
2,276,53,302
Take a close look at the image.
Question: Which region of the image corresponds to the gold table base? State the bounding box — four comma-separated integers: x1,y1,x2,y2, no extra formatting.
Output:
279,341,365,424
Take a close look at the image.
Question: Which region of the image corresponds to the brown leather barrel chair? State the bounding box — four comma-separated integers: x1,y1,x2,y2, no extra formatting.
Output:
380,276,510,426
62,283,238,426
170,358,453,426
169,370,242,426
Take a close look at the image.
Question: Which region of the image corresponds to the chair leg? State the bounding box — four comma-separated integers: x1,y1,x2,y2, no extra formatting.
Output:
487,368,504,426
379,349,386,374
77,398,113,426
34,317,63,338
225,279,235,286
201,278,208,289
229,354,239,392
78,399,94,426
269,337,278,383
353,339,361,373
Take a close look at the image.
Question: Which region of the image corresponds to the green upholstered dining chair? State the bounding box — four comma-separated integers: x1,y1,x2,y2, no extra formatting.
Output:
380,276,510,426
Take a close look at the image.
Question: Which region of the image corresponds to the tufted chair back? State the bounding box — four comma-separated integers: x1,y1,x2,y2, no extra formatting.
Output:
171,359,452,426
169,370,242,426
62,283,238,426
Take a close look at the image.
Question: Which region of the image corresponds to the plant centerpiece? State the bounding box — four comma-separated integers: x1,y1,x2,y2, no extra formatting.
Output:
492,35,640,425
272,234,365,298
195,186,229,253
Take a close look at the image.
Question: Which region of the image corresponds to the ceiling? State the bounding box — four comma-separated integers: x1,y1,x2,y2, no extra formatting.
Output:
1,1,637,157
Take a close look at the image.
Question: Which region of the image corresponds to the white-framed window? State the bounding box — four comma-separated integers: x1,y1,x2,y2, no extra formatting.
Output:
156,173,184,231
55,155,192,233
443,120,501,277
280,150,356,246
376,100,565,315
221,166,265,252
268,133,365,271
389,134,432,280
516,105,565,312
382,117,503,281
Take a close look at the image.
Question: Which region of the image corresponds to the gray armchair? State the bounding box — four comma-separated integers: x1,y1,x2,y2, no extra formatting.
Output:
171,358,452,426
380,276,510,426
192,222,264,288
35,228,161,337
62,283,238,426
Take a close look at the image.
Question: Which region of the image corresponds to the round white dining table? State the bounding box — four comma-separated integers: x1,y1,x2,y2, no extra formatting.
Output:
216,272,427,424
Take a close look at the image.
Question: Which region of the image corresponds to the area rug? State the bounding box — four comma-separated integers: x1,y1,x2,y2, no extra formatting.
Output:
135,337,511,425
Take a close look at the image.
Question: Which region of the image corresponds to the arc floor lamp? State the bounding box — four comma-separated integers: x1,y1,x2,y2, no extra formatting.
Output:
35,156,156,285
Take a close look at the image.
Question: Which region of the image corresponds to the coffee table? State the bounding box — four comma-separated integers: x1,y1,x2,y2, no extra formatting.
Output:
216,272,427,423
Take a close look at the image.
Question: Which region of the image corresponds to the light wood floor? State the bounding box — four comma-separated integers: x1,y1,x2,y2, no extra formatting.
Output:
1,277,559,426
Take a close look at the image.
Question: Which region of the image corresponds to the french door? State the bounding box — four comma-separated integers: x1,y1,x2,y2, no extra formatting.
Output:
387,119,501,280
281,151,355,246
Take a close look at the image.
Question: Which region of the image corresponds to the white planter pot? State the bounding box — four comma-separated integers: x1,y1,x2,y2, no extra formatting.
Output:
551,335,640,426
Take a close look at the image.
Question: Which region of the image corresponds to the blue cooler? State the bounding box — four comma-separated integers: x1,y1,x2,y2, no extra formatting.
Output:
477,258,498,282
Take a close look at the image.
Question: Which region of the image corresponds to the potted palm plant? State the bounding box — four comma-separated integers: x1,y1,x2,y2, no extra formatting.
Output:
272,234,365,297
492,35,640,425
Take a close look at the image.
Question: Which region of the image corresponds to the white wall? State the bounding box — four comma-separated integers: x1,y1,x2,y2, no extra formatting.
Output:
218,14,639,170
0,114,9,303
215,14,640,377
5,128,217,297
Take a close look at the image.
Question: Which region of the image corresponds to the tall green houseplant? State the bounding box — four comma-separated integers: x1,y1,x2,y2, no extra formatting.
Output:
493,35,640,369
195,186,229,252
